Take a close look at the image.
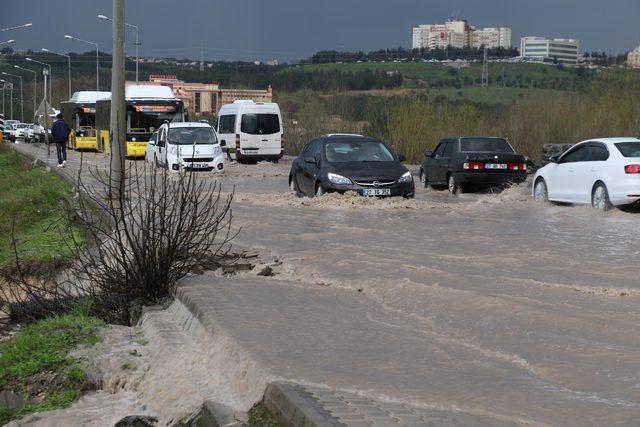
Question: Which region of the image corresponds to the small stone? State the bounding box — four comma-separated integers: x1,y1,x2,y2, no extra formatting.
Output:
257,266,274,276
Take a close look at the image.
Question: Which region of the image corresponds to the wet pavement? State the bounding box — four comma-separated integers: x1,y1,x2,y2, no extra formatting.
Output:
11,144,640,426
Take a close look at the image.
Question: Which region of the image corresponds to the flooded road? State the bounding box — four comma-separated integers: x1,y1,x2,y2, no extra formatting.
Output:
215,159,640,426
10,145,640,425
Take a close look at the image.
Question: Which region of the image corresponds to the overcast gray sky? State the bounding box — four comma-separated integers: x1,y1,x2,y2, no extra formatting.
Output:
3,0,640,61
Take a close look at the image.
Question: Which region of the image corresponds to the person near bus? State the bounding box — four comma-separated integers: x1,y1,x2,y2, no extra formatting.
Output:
51,113,72,168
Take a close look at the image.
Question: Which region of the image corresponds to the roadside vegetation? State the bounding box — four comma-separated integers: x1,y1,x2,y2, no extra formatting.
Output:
0,148,83,272
277,69,640,162
0,307,103,424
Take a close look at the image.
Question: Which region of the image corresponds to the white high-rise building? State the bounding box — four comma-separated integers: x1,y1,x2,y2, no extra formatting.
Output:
520,37,580,64
628,46,640,69
412,20,512,50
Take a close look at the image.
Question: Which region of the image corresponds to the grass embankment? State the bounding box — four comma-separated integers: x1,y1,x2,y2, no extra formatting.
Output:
0,148,83,272
0,309,104,424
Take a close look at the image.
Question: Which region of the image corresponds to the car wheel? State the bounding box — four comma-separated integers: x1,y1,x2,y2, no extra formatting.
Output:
533,179,549,202
315,182,325,198
448,174,461,195
419,170,429,189
592,183,612,212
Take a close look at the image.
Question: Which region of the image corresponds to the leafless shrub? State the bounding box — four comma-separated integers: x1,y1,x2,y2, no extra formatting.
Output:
0,160,236,325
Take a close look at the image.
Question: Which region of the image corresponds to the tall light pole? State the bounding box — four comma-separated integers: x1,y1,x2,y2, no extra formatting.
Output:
98,13,140,84
13,65,37,120
42,48,72,99
26,57,52,106
0,80,6,116
0,23,32,32
65,34,99,91
2,72,23,122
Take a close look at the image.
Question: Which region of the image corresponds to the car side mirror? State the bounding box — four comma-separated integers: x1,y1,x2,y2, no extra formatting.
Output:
304,156,317,164
549,156,559,163
220,140,226,147
424,150,434,158
398,154,407,162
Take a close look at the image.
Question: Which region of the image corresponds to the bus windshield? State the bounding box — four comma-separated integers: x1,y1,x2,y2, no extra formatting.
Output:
128,102,184,133
75,106,97,128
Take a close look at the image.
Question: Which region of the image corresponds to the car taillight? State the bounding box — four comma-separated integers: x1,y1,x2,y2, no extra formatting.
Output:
508,163,527,171
463,162,484,170
281,134,285,150
235,133,240,149
624,164,640,174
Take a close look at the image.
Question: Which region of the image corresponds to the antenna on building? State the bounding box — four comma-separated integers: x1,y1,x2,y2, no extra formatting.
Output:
200,40,204,72
481,46,489,87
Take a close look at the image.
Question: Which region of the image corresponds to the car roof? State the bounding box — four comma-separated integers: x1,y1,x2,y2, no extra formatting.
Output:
319,134,380,143
578,137,640,146
165,122,212,129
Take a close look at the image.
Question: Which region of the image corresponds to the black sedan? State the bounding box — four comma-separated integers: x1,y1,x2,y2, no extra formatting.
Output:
420,137,527,194
289,134,415,198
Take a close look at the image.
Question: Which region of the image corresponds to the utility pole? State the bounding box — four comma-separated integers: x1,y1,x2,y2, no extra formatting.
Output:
43,68,50,155
200,40,204,72
9,83,13,120
110,0,127,202
481,46,489,87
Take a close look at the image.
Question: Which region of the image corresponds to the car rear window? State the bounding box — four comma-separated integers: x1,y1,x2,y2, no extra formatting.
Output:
615,142,640,158
241,113,280,135
460,138,514,153
218,115,235,134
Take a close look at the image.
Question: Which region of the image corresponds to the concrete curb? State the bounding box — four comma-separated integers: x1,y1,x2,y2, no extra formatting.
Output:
264,383,346,427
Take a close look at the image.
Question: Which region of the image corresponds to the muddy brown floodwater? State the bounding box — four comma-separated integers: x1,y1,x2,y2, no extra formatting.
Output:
216,158,640,426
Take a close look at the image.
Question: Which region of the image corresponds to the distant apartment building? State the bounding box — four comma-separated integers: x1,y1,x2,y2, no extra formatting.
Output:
520,37,580,64
412,19,511,50
126,75,273,115
471,27,512,49
628,46,640,69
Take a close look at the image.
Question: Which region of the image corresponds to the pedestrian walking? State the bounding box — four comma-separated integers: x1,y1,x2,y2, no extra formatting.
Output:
51,113,71,168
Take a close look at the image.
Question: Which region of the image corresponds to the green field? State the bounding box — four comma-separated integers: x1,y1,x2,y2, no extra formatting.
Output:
427,86,565,105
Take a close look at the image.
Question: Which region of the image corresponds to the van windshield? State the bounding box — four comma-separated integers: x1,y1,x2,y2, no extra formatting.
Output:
241,113,280,135
168,127,218,145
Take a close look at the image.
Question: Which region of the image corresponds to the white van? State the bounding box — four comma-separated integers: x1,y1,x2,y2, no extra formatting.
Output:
216,100,283,163
154,122,225,172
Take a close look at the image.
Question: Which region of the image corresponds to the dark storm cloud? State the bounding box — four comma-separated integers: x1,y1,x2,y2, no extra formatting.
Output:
2,0,639,61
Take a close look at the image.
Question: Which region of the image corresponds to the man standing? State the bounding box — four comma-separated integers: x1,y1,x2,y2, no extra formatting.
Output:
51,113,71,168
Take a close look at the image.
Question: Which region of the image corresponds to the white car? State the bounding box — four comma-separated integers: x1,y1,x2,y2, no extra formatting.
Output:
533,138,640,210
153,122,226,172
27,124,35,142
14,123,28,141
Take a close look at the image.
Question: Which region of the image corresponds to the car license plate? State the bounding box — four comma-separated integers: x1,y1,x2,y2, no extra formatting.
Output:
363,188,391,197
188,163,209,169
485,163,507,170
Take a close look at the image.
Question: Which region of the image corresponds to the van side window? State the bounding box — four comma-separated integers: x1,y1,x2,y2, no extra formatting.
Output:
218,115,235,134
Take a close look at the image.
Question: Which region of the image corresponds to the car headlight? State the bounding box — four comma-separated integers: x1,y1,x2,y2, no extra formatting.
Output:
170,147,177,155
328,172,352,185
213,145,222,157
398,171,413,183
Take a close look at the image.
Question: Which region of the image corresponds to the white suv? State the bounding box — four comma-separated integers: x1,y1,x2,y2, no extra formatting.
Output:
153,122,226,172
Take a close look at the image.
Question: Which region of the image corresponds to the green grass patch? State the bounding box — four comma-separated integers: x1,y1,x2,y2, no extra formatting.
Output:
428,86,565,105
248,402,282,427
0,309,104,424
0,148,84,271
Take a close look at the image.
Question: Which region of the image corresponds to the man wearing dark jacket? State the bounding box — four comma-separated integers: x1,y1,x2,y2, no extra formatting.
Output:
51,113,72,168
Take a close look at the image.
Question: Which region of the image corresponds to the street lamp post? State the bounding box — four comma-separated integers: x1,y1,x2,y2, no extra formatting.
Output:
98,14,141,84
65,34,99,90
0,23,32,32
42,48,72,99
26,58,52,106
0,80,6,116
13,65,37,120
2,72,23,122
